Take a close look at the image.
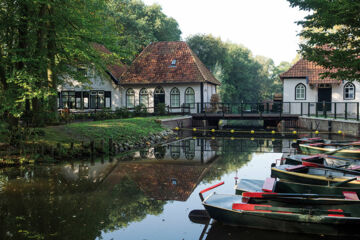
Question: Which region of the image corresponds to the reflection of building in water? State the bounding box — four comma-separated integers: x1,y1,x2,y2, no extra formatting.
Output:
102,138,219,201
135,138,218,164
104,160,215,201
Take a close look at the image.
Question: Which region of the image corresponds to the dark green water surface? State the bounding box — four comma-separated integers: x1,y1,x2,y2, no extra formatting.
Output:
0,137,345,239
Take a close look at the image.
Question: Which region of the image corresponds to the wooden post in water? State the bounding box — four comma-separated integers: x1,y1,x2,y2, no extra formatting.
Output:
90,140,94,156
56,143,61,157
109,138,113,155
100,139,104,153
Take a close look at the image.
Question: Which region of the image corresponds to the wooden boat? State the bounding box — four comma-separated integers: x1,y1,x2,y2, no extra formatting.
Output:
299,143,360,159
296,137,356,145
271,164,360,188
235,178,360,206
200,182,360,237
283,154,360,169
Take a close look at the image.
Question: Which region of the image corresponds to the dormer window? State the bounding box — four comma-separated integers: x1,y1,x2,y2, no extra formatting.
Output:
170,59,177,67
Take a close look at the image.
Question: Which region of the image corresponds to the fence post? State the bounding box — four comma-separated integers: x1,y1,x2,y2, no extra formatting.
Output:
241,102,243,117
316,102,318,117
357,102,359,121
300,102,303,115
345,103,348,120
334,103,337,119
308,102,310,117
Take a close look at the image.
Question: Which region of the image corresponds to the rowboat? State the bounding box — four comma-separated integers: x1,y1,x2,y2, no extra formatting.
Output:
271,164,360,187
299,143,360,159
296,137,356,145
283,154,360,169
200,182,360,236
235,178,360,206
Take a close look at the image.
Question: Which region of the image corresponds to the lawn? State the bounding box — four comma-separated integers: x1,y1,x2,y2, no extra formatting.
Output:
38,116,169,145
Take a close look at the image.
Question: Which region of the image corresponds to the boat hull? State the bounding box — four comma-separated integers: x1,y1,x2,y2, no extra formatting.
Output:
271,166,360,188
204,194,360,237
299,144,360,159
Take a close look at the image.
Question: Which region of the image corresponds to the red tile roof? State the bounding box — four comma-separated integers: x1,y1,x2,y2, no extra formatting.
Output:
280,59,340,84
121,41,221,85
91,43,127,81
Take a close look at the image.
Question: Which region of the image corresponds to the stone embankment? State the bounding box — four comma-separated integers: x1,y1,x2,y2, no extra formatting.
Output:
112,129,176,154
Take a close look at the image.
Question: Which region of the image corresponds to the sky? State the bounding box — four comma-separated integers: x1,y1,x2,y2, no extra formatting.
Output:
142,0,309,65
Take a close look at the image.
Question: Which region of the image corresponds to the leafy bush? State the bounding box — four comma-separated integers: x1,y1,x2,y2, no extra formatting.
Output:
154,103,167,116
115,107,131,118
134,104,148,117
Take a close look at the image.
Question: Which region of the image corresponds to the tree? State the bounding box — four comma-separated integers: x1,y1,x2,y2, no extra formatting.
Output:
107,0,181,63
0,0,121,128
287,0,360,81
187,34,289,103
186,34,227,72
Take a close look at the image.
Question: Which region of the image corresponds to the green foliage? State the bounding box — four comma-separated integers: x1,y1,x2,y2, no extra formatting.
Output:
133,104,147,117
0,0,181,143
154,103,166,116
115,107,132,118
187,34,291,103
287,0,360,81
106,0,181,63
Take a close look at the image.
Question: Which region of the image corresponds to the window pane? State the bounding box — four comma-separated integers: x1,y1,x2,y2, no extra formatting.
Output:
127,95,134,108
105,97,111,108
98,94,104,109
140,95,148,106
90,94,97,109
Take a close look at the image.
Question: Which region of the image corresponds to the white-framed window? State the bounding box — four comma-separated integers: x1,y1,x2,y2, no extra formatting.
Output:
185,87,195,108
344,82,355,100
139,88,149,107
295,83,306,100
170,87,180,108
126,88,135,108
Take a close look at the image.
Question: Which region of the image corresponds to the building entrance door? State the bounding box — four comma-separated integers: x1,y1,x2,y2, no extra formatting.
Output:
154,87,165,109
318,87,332,111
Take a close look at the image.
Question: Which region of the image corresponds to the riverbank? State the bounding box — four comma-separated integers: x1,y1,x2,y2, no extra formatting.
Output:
0,116,177,166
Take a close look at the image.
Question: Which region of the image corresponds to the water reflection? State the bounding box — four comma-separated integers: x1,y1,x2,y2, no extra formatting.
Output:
0,137,302,240
199,221,339,240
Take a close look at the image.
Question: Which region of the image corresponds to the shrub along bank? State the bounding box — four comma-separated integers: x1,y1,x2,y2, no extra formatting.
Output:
0,116,176,166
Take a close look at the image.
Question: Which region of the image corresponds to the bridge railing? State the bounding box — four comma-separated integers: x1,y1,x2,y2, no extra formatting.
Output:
196,102,360,120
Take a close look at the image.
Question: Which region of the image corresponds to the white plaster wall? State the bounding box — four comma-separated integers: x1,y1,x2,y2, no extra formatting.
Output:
283,78,317,114
58,72,122,110
331,81,360,116
204,83,217,103
283,79,360,116
121,83,202,113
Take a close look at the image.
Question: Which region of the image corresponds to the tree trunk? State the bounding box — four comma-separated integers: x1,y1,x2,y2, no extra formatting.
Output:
47,4,59,122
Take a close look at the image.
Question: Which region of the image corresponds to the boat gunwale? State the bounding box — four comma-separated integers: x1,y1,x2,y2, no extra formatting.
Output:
271,167,360,184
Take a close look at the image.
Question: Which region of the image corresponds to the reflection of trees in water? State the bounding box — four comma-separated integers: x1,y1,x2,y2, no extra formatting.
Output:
202,139,255,183
0,166,165,240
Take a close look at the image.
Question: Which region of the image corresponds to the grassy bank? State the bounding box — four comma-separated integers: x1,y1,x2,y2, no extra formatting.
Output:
0,116,176,165
40,117,166,145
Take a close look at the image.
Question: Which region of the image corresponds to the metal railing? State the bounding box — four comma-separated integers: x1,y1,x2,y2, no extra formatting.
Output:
196,101,360,120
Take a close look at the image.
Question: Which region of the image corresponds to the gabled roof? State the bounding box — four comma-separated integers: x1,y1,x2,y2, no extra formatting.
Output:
280,59,340,84
91,43,127,83
120,41,221,85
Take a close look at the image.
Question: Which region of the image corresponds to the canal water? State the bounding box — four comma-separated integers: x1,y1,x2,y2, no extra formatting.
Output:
0,136,348,239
